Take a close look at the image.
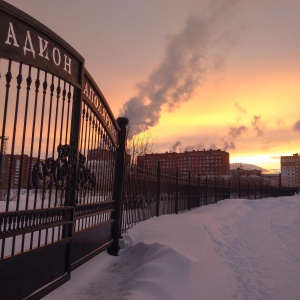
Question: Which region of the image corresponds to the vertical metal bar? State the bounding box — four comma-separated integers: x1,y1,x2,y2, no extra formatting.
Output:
98,130,106,202
88,116,96,202
37,72,48,210
214,177,217,203
0,60,12,193
59,81,67,145
53,80,62,205
188,171,191,210
6,63,22,213
43,76,55,208
76,106,85,204
25,69,40,211
107,117,128,256
156,161,161,217
85,112,92,203
205,175,208,205
17,66,31,209
247,181,250,199
67,85,83,199
93,122,101,201
175,167,179,214
198,175,201,206
52,79,61,157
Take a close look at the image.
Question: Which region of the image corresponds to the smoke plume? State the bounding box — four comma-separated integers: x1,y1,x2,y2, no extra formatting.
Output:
251,115,264,136
293,120,300,132
122,0,248,137
234,103,247,115
228,125,247,138
184,142,206,152
170,141,182,152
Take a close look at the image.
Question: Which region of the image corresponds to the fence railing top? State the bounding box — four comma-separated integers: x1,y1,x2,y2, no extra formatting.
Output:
0,1,84,86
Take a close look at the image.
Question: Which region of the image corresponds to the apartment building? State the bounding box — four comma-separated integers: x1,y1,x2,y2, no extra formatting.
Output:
137,149,230,176
0,154,39,189
280,153,300,187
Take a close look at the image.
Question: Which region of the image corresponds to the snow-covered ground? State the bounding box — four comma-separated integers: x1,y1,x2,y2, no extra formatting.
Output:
44,194,300,300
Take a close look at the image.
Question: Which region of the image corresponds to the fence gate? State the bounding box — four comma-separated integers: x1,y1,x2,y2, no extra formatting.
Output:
0,2,127,299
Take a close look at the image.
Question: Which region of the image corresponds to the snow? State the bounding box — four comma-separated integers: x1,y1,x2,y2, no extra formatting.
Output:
44,195,300,300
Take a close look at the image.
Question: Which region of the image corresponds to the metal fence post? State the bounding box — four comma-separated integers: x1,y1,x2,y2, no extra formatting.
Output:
214,177,217,203
197,174,200,207
188,171,191,210
65,85,82,265
205,175,208,205
175,167,179,214
107,117,128,256
156,161,161,217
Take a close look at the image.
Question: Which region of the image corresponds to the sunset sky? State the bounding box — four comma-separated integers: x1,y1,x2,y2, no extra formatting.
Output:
6,0,300,172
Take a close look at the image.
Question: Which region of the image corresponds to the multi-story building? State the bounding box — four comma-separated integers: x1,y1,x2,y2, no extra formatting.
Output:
0,154,39,189
280,153,300,187
0,136,8,154
137,149,230,177
0,136,8,176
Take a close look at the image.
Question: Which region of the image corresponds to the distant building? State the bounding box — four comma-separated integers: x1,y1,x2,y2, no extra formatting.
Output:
137,149,230,177
0,136,9,184
87,148,130,165
262,173,280,186
280,153,300,187
0,136,8,155
230,167,262,177
0,154,39,189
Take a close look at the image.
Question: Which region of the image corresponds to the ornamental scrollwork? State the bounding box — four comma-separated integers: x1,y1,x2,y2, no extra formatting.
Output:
32,144,95,190
77,152,96,190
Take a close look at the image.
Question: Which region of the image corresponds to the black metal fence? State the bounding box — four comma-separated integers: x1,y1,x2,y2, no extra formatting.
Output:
121,162,299,232
0,2,127,299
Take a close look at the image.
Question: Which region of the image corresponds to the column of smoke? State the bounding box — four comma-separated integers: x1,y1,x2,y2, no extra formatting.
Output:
121,0,249,139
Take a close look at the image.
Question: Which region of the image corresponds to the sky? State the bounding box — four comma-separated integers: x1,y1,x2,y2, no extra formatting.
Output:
44,194,300,300
5,0,300,172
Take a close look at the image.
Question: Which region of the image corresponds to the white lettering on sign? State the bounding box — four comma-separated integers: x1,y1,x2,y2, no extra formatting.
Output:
83,81,117,141
64,54,72,74
4,21,72,75
52,47,61,66
38,36,49,60
5,22,19,47
23,30,35,58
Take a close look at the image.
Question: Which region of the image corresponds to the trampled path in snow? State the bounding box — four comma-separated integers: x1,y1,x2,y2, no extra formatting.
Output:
46,195,300,300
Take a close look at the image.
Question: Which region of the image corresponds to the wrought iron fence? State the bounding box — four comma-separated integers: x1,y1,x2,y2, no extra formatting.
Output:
0,2,127,299
121,162,299,233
